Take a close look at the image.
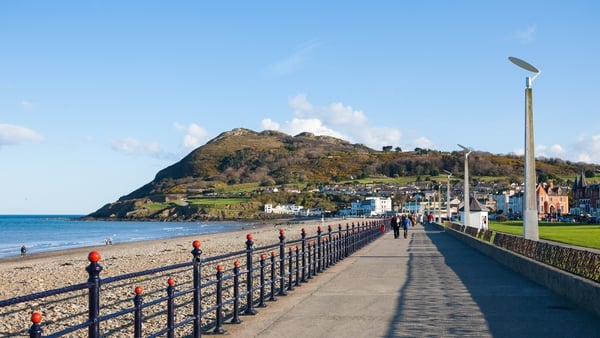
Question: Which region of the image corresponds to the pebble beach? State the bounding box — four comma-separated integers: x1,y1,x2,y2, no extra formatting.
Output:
0,218,358,336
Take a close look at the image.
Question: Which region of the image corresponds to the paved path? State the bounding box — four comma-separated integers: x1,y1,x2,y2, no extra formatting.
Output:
223,224,600,337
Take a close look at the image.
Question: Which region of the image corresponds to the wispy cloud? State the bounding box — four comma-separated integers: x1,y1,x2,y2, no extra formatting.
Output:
21,101,34,109
266,39,319,76
516,25,537,43
0,124,44,146
110,138,167,159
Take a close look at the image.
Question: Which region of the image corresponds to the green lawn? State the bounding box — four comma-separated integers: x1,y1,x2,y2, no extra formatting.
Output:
489,221,600,250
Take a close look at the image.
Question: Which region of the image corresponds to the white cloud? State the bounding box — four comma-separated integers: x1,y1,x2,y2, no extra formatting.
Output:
289,94,313,116
261,118,280,130
326,102,368,126
263,95,406,150
0,124,44,145
573,134,600,164
174,122,208,149
516,24,537,43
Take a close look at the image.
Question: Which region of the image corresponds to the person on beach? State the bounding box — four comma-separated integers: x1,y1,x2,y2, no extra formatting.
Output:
21,245,27,256
402,214,411,239
391,214,400,239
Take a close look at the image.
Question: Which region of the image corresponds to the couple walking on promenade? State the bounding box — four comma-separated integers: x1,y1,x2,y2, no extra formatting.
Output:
391,214,411,239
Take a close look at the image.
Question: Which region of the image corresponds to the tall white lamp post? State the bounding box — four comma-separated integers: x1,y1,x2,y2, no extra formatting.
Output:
509,56,540,240
443,169,453,222
458,144,473,227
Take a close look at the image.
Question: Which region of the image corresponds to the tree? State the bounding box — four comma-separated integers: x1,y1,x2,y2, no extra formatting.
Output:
382,146,393,152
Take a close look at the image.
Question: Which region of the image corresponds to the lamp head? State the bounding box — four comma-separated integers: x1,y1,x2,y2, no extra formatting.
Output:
508,56,541,86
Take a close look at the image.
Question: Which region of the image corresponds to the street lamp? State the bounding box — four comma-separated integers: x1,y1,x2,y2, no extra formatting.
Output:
509,56,540,241
458,144,473,227
443,169,453,222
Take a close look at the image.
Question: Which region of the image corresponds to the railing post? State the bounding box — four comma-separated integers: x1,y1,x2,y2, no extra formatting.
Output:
191,240,203,338
86,251,102,338
231,261,242,324
295,245,300,287
301,228,307,282
338,224,343,262
312,240,318,276
269,251,277,301
167,277,176,338
328,225,334,266
28,312,43,338
317,226,322,273
213,266,226,334
133,286,143,338
287,247,294,291
244,234,258,315
278,229,288,296
345,224,350,257
258,253,267,308
307,241,313,279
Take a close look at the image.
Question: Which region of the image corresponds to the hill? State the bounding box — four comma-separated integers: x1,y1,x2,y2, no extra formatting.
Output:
85,128,598,221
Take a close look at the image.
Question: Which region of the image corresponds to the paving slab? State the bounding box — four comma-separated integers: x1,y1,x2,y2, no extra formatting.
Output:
222,224,600,337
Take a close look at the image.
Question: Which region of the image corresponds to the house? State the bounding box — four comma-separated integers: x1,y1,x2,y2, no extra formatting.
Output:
460,196,489,230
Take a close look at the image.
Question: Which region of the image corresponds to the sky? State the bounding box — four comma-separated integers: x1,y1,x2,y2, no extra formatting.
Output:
2,1,600,214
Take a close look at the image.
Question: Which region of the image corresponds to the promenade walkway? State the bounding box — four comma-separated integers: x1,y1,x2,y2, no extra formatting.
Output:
225,223,600,338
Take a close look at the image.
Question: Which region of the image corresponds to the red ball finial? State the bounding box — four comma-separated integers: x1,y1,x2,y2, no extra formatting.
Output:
318,225,322,231
217,264,223,272
31,312,42,324
193,240,201,248
271,251,276,257
301,227,306,233
246,233,253,240
135,286,143,295
279,229,285,236
234,260,240,267
261,253,266,259
88,251,101,263
167,277,175,286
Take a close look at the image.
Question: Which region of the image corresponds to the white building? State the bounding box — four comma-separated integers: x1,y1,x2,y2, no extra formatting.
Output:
350,197,392,216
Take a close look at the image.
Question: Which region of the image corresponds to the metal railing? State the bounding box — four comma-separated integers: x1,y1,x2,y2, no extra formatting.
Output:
0,219,387,337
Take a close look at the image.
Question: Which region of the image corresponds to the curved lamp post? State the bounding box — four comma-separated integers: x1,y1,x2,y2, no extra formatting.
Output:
509,56,540,240
443,169,453,222
458,144,473,227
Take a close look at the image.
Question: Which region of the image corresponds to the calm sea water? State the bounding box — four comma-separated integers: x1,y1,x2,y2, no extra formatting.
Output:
0,215,254,259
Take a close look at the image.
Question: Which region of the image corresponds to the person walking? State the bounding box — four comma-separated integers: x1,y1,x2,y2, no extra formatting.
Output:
391,214,400,239
402,214,411,239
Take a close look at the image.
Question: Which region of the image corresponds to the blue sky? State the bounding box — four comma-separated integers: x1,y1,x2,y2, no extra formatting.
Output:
2,1,599,214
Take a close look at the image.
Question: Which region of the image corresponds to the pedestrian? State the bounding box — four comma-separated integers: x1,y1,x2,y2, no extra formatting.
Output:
402,214,411,239
21,245,27,256
391,214,400,239
428,212,434,224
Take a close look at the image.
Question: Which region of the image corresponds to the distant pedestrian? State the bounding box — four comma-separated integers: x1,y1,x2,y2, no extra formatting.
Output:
428,212,434,224
402,214,411,239
21,245,27,256
391,214,400,239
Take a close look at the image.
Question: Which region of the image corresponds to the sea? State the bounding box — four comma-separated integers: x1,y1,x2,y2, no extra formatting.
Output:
0,215,255,259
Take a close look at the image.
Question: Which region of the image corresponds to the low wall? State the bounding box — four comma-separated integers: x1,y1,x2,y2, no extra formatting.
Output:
441,224,600,318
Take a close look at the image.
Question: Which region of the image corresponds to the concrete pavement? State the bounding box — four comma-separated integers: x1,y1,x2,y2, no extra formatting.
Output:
222,223,600,337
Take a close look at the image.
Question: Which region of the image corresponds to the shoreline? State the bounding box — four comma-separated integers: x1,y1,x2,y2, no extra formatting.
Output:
0,217,363,297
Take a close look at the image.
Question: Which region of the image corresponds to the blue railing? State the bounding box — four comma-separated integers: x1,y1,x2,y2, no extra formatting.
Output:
0,219,387,337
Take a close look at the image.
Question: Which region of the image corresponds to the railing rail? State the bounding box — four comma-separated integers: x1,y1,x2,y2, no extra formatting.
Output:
1,219,387,337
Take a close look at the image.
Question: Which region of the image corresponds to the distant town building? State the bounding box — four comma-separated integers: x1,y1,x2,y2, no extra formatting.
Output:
349,197,392,216
571,174,600,217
